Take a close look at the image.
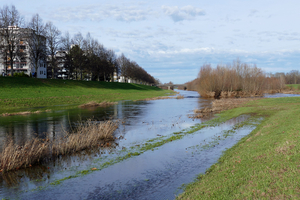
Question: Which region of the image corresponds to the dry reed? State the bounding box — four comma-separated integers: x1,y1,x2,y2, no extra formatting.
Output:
52,120,117,156
78,101,118,108
141,96,173,101
2,110,51,117
176,95,184,99
0,120,118,172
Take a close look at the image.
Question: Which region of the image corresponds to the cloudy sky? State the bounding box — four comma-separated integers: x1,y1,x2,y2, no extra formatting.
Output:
2,0,300,83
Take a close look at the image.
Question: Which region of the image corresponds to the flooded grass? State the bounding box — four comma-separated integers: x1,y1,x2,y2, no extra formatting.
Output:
45,113,257,188
5,90,293,199
187,116,263,152
0,120,118,172
22,113,261,200
178,96,300,199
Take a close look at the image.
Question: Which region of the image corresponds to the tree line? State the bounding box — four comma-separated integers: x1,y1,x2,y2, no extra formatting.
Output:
269,70,300,85
0,5,156,84
187,60,284,98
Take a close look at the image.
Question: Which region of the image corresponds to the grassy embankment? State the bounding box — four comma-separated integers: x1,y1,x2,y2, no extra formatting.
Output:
285,84,300,92
0,77,174,114
178,96,300,199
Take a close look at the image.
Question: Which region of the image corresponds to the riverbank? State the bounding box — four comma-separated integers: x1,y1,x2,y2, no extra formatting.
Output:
178,96,300,199
0,77,174,114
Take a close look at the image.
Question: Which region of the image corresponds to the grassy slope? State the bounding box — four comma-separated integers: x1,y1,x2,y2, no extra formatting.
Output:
178,97,300,199
0,77,173,113
286,84,300,90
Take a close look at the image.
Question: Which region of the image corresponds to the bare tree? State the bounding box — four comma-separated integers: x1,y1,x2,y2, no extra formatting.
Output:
45,21,61,78
72,32,84,48
0,5,24,76
60,32,73,79
60,31,72,51
83,33,102,80
27,14,47,78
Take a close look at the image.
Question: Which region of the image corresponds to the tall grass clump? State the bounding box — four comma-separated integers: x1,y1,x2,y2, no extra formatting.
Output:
196,60,284,98
0,120,118,172
176,95,185,99
52,120,118,155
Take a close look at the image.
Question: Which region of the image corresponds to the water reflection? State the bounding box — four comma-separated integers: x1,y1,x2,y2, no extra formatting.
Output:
264,93,300,98
0,100,150,149
1,92,296,149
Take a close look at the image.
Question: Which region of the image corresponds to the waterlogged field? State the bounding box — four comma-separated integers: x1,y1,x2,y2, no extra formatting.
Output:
3,110,263,199
0,77,173,113
1,88,299,199
0,89,265,200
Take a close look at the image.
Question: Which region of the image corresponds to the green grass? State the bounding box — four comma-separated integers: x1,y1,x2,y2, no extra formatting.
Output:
0,77,174,113
178,96,300,199
286,84,300,90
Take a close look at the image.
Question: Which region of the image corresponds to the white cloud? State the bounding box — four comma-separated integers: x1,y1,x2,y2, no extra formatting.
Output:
161,5,205,22
110,6,149,22
51,4,151,22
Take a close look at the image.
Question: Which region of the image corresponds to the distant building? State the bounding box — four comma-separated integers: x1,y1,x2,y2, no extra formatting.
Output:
0,26,47,78
47,50,69,79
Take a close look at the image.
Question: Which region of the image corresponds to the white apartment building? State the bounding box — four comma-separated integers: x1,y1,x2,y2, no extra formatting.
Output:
0,26,47,78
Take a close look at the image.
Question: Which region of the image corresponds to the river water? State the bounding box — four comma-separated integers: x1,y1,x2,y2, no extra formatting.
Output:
0,90,298,199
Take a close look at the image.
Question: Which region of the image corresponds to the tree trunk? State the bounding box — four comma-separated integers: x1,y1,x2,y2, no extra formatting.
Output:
10,50,14,77
35,60,38,78
52,68,54,79
4,52,8,75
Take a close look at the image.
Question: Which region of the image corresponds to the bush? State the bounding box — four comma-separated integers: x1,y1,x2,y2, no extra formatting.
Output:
196,60,284,98
13,72,29,77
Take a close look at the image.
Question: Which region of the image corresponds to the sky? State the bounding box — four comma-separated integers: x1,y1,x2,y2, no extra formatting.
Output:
2,0,300,84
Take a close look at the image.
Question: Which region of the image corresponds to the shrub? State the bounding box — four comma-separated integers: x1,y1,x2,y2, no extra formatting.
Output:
196,60,284,98
13,72,29,77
